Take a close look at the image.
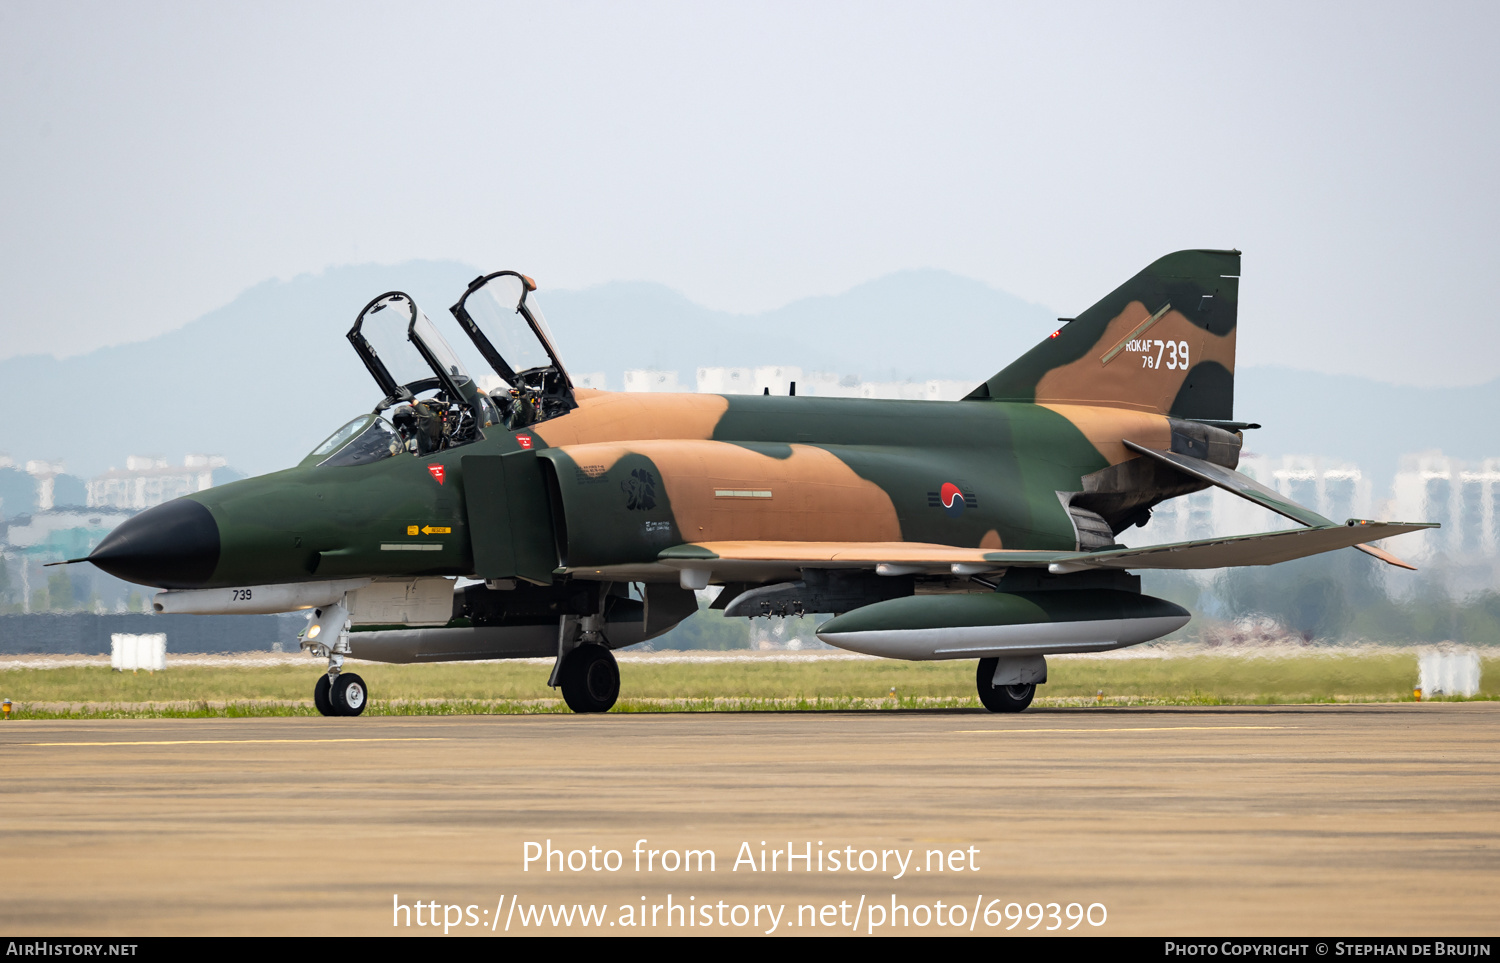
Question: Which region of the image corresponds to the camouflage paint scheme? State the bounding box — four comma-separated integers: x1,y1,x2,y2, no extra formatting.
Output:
93,249,1428,596
162,389,1145,588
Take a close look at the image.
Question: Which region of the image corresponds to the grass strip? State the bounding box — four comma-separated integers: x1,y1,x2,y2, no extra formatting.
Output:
0,652,1494,719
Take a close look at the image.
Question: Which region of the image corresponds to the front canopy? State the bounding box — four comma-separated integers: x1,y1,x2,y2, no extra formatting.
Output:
344,291,498,456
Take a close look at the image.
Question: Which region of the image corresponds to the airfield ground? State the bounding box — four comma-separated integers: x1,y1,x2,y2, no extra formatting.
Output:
2,703,1497,936
1,646,1495,716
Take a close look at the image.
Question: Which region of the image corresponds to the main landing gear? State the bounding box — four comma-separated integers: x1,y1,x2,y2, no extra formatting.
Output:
550,605,621,713
558,645,620,713
976,656,1042,713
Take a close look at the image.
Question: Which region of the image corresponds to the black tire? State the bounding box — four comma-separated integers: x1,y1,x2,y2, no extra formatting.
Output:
330,672,369,717
976,658,1035,712
559,645,619,713
314,674,335,716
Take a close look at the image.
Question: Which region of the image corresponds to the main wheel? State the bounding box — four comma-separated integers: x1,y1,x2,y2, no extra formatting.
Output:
330,672,369,716
559,645,619,713
314,674,335,716
976,658,1035,713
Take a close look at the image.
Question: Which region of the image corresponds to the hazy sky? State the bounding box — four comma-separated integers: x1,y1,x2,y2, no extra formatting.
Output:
2,1,1496,386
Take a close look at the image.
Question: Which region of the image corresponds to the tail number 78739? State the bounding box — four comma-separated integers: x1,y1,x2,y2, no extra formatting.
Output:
1125,338,1191,370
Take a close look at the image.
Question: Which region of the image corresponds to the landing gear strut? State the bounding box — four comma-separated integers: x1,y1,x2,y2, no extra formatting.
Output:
976,656,1040,713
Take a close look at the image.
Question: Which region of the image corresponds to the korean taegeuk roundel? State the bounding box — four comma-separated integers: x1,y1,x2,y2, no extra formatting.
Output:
940,482,965,518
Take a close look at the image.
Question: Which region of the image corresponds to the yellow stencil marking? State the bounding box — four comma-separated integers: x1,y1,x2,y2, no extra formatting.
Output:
421,525,451,535
954,725,1295,734
10,737,448,748
407,525,419,535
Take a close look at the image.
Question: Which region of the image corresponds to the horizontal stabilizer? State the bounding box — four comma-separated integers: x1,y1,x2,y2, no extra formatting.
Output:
1123,440,1330,527
1123,440,1426,569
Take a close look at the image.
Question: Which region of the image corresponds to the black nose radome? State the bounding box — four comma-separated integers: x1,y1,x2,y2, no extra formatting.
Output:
88,498,221,588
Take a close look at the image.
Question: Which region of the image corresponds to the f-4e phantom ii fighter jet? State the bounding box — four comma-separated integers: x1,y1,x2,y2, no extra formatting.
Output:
70,250,1435,715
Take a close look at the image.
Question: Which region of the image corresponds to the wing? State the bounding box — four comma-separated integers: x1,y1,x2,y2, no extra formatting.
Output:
653,520,1436,583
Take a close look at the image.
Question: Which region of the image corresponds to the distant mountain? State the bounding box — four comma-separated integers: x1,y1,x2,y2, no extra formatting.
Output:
543,269,1056,382
0,261,482,478
0,260,1491,483
0,262,1055,476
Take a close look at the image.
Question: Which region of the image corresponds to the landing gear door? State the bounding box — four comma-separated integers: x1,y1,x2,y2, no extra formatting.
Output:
450,271,577,424
461,452,559,585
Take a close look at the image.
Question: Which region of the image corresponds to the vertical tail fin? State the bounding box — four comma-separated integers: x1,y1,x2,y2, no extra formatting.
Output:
967,249,1240,419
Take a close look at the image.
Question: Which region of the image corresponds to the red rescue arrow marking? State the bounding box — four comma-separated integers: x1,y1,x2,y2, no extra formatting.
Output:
427,464,445,484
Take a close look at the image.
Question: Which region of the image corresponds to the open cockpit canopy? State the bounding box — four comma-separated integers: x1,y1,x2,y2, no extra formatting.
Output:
339,292,499,461
349,293,478,407
325,273,573,465
450,271,576,427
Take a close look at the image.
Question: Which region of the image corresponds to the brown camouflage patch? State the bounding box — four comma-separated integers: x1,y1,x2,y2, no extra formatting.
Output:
561,439,903,543
677,540,1011,565
1040,403,1172,465
534,392,730,447
1034,301,1235,413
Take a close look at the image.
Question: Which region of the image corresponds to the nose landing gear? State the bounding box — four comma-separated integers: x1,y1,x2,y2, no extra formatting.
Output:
309,658,369,717
330,672,368,715
301,598,368,716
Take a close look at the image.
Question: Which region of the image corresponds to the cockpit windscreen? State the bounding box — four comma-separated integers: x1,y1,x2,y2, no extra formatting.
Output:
307,415,403,468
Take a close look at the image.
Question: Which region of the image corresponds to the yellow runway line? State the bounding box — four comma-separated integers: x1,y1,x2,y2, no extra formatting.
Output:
7,737,448,748
953,725,1297,734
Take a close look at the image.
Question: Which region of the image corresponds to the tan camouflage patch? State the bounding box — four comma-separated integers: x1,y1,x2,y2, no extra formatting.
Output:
677,541,1008,565
1041,404,1172,465
558,439,902,542
1034,300,1235,413
534,392,729,447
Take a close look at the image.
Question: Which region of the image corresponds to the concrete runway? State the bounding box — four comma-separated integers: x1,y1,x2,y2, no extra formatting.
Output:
2,704,1498,936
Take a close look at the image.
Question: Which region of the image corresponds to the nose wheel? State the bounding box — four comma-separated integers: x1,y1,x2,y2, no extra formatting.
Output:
314,671,369,716
559,645,620,713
